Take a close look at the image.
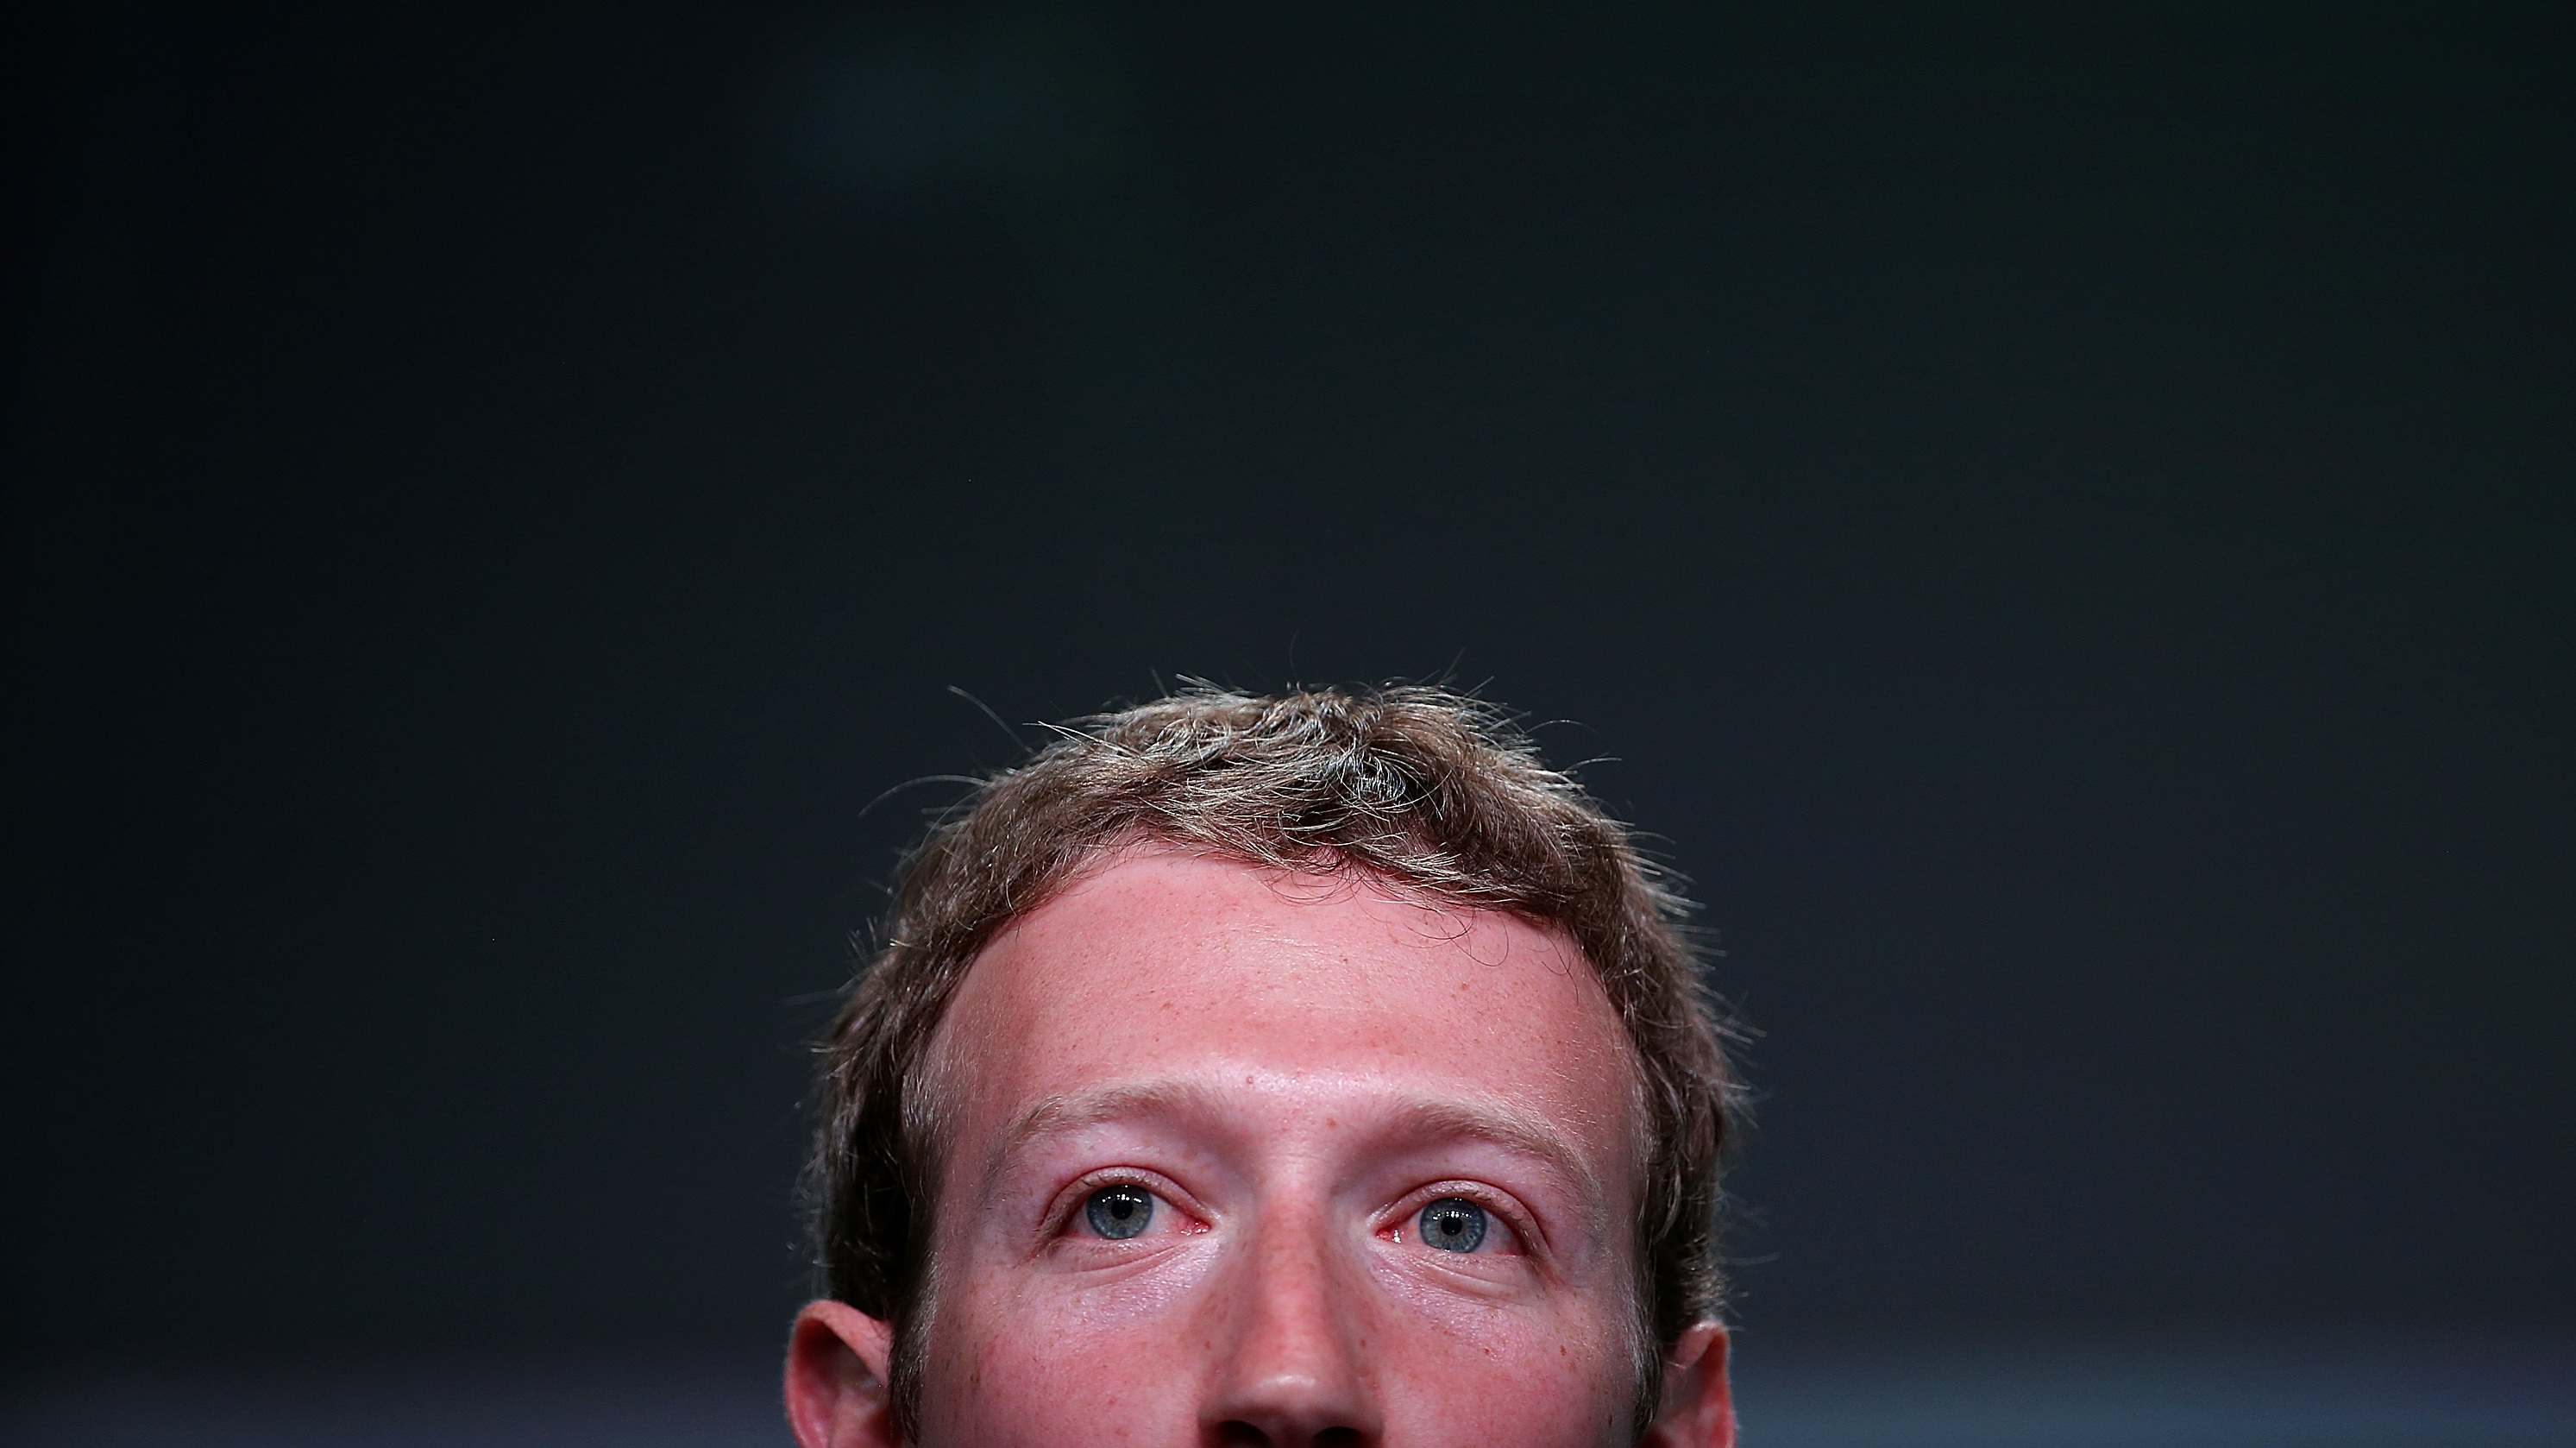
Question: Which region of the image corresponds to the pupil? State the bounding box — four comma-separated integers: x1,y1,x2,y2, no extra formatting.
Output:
1085,1187,1153,1240
1418,1197,1487,1253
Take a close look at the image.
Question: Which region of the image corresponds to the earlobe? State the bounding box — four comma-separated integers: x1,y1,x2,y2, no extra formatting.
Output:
784,1300,900,1448
1644,1321,1736,1448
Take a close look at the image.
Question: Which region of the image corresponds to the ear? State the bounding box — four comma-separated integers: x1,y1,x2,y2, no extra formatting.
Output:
784,1300,901,1448
1642,1321,1736,1448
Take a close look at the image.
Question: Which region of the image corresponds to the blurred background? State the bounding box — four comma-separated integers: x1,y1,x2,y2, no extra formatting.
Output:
5,3,2572,1444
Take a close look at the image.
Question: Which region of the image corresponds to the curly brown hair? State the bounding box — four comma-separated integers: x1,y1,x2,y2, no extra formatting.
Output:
804,684,1745,1436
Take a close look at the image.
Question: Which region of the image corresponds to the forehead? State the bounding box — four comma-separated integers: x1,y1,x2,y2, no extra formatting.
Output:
926,848,1643,1192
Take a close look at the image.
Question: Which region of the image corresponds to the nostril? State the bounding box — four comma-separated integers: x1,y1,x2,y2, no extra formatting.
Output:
1215,1426,1367,1448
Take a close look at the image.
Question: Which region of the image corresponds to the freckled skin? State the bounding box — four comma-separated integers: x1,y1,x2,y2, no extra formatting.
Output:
786,848,1734,1446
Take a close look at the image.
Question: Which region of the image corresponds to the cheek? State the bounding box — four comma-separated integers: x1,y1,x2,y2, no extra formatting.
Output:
916,1261,1220,1445
1370,1272,1639,1445
914,1241,1638,1447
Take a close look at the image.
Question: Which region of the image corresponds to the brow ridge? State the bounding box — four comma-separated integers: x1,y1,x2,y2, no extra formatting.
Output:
982,1076,1611,1237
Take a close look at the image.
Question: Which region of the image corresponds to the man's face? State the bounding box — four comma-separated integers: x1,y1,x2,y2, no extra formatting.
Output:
899,848,1656,1445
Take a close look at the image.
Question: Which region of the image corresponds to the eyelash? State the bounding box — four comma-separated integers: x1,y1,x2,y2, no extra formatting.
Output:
1046,1168,1202,1240
1043,1172,1540,1256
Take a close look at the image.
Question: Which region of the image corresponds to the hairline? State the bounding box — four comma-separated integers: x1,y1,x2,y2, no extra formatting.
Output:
890,846,1667,1427
829,687,1736,1438
908,844,1658,1226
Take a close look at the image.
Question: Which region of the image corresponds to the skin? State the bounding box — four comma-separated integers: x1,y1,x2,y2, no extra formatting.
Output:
787,848,1735,1447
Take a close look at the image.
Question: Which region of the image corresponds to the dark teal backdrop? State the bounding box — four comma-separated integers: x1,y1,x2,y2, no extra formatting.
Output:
6,2,2569,1363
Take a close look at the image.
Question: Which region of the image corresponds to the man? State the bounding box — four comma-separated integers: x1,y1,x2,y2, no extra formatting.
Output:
785,686,1745,1445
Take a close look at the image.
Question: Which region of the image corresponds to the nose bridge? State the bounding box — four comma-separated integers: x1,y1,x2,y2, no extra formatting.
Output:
1202,1187,1380,1445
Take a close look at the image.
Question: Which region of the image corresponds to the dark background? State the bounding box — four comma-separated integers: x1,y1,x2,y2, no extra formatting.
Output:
6,0,2570,1376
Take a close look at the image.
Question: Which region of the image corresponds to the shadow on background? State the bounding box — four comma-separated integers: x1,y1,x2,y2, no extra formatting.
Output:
4,1,2570,1440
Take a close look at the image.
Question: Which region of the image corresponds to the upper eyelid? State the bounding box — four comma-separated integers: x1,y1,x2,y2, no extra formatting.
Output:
1044,1166,1199,1235
1040,1170,1542,1251
988,1086,1602,1223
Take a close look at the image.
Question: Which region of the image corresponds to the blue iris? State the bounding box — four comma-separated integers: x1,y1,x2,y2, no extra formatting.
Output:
1417,1197,1487,1252
1085,1186,1153,1239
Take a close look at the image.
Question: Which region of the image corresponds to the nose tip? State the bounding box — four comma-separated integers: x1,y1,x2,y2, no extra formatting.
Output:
1203,1353,1381,1447
1198,1217,1380,1448
1209,1361,1377,1446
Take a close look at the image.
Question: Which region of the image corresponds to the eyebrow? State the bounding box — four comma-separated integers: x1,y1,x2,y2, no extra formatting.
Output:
982,1078,1610,1233
982,1079,1232,1196
1384,1097,1610,1229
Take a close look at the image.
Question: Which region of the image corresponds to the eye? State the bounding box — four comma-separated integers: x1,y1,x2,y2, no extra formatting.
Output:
1082,1185,1156,1240
1416,1196,1489,1253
